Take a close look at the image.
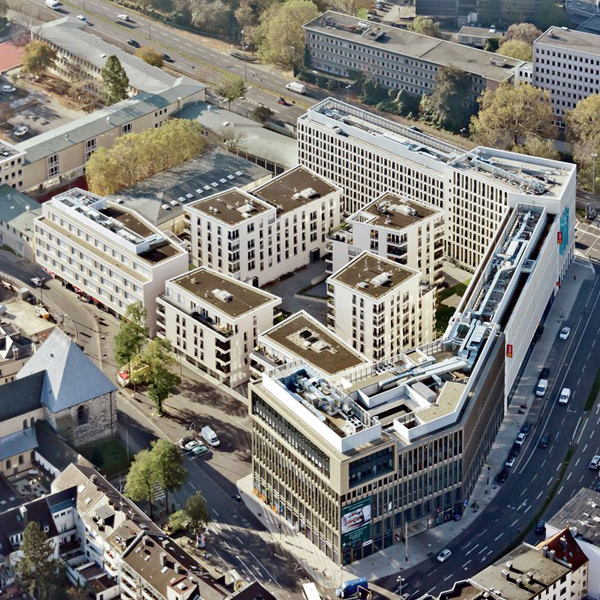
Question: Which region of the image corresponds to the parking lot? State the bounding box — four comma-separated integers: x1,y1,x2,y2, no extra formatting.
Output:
0,73,85,142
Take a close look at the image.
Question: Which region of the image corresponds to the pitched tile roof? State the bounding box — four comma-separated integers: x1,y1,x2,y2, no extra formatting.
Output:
0,371,45,420
0,427,38,462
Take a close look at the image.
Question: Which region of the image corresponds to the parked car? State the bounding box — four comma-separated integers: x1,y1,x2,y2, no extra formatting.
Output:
535,521,546,534
559,326,571,340
536,379,548,397
540,367,549,380
515,433,527,446
179,436,195,449
558,388,571,405
505,455,516,468
190,443,209,457
510,443,521,457
13,125,28,137
1,85,16,93
588,455,600,470
495,467,510,483
183,439,201,452
127,39,140,48
201,425,220,447
437,549,452,563
538,432,551,448
520,422,532,436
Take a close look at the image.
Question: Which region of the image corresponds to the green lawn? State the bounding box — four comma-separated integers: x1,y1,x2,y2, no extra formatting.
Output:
438,279,471,302
84,439,131,478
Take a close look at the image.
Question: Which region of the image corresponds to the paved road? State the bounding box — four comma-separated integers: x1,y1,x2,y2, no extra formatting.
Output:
18,0,316,124
376,260,600,598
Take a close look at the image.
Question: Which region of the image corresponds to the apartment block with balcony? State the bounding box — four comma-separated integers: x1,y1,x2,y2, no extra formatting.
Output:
250,310,370,381
157,267,281,388
33,189,188,335
298,98,576,271
185,166,342,286
329,192,444,286
327,252,435,361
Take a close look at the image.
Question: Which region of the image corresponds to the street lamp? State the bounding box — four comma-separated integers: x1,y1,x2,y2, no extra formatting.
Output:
591,152,598,197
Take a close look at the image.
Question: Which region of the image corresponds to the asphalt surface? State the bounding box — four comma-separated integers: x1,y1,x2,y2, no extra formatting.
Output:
18,0,317,125
376,259,600,598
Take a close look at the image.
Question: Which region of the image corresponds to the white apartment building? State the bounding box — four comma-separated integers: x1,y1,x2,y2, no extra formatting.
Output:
156,267,281,388
185,166,342,286
327,252,435,361
298,98,577,271
329,192,445,286
532,27,600,127
33,189,188,334
250,310,370,381
0,141,26,191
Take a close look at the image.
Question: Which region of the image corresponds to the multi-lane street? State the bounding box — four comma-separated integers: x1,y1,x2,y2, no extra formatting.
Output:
16,0,319,124
376,258,600,598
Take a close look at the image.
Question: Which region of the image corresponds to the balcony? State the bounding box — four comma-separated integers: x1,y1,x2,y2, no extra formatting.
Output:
216,338,231,351
192,312,233,338
216,351,231,364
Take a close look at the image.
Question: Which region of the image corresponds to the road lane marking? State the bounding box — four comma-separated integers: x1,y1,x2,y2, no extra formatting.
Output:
583,443,588,453
591,430,596,439
558,485,564,495
465,544,479,556
493,533,504,541
567,472,572,480
536,491,544,500
463,559,472,567
443,575,453,581
510,519,519,527
212,508,220,516
477,528,488,538
248,551,282,588
524,505,531,514
575,458,580,466
478,546,488,554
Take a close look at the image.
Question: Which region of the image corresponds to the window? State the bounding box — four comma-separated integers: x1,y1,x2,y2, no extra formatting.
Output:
121,122,133,135
47,154,60,178
77,405,88,425
85,138,97,161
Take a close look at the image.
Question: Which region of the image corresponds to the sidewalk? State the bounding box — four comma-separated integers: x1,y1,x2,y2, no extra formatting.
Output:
237,258,595,588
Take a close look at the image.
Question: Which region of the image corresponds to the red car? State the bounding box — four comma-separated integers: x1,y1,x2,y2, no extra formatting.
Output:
278,97,290,106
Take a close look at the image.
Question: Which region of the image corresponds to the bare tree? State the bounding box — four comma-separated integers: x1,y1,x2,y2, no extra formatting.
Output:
217,125,248,152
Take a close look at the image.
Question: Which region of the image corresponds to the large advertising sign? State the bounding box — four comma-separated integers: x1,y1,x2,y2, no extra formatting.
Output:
341,497,372,547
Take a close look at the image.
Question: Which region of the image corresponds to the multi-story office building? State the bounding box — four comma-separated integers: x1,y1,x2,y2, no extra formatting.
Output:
15,82,205,193
327,252,435,360
250,310,371,381
185,166,341,286
33,189,188,334
298,98,576,270
303,12,525,102
250,190,575,565
532,27,600,127
0,141,26,191
156,267,281,388
328,193,444,286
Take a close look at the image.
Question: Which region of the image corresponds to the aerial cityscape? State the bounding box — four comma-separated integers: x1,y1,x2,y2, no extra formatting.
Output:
0,0,599,598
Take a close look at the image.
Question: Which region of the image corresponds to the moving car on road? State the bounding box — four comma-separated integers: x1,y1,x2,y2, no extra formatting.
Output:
118,14,132,21
559,326,571,340
588,455,600,470
538,432,551,448
558,388,571,405
127,39,141,48
437,549,452,563
286,81,306,94
278,97,290,105
76,15,90,23
163,54,174,63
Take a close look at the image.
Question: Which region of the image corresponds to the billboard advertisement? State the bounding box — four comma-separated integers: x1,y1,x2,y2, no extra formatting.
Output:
341,498,372,547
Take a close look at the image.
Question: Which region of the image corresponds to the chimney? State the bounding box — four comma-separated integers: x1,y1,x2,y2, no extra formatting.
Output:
160,552,167,567
569,526,578,537
174,563,185,574
501,570,510,580
559,536,568,551
516,579,523,589
505,561,513,571
91,474,98,484
549,550,556,561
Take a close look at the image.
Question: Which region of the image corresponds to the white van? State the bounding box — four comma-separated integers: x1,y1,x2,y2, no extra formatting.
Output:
45,0,61,8
201,425,220,447
535,379,548,397
286,82,306,94
558,388,571,405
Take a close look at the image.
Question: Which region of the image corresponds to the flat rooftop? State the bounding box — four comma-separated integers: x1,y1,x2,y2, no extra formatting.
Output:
356,193,441,230
188,189,273,226
305,12,525,82
171,268,279,318
470,545,570,600
111,148,271,227
536,26,600,57
0,140,24,161
262,312,369,376
547,488,600,547
331,252,417,298
252,166,338,214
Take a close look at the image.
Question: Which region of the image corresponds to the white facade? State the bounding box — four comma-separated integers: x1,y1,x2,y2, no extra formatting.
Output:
329,193,445,286
0,142,26,191
157,267,281,388
327,252,435,361
185,166,342,286
298,99,575,271
533,27,600,126
33,188,188,334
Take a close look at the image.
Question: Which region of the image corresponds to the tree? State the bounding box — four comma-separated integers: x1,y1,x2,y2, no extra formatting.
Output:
497,39,532,61
135,46,164,67
218,77,246,109
218,125,248,152
22,41,56,78
360,78,387,106
68,81,99,113
256,0,319,71
185,492,211,542
513,136,560,160
124,449,157,520
470,83,555,149
566,94,600,192
422,66,477,132
168,509,189,533
102,55,130,105
151,439,187,516
114,302,148,370
139,338,181,415
408,16,442,38
0,0,8,18
15,522,60,600
503,22,542,44
86,119,207,195
252,105,274,123
484,37,500,53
